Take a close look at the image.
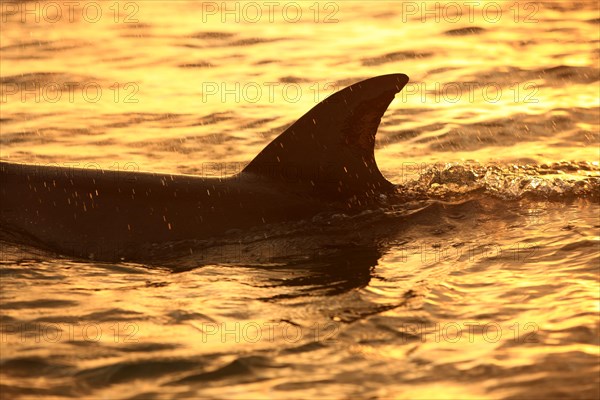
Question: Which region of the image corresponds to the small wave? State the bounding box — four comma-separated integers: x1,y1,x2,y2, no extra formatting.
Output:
396,161,599,201
444,27,486,36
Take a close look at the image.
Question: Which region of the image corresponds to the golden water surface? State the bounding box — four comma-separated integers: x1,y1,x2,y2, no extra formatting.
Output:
0,1,599,399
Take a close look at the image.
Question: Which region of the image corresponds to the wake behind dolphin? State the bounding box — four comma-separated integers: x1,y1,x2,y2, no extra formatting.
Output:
0,74,409,261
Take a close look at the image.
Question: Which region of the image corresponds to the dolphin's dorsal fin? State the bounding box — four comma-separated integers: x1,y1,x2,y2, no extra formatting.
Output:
242,73,409,200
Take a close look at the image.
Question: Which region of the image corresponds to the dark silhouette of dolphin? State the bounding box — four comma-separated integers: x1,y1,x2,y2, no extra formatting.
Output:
0,74,409,261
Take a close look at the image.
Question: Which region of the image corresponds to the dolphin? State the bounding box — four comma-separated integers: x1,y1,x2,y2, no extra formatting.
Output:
0,74,410,261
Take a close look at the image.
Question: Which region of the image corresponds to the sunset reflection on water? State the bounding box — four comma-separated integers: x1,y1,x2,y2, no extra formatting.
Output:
0,1,598,399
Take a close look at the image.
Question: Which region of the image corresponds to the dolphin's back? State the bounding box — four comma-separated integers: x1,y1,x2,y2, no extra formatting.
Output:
0,162,324,259
1,162,212,257
0,74,410,261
